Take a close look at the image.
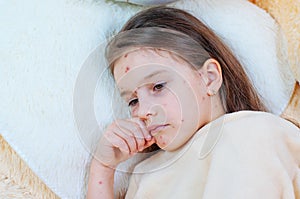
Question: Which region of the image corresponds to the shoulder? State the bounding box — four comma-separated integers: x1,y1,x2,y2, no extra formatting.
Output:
211,110,300,158
199,112,300,198
221,110,298,138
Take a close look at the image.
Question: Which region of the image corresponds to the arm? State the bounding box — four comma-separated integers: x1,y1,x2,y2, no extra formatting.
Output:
86,118,155,199
86,159,115,199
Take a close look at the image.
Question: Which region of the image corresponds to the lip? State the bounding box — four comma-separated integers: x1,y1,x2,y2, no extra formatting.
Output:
148,124,169,136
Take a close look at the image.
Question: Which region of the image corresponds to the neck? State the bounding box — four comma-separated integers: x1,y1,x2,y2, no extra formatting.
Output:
210,94,226,122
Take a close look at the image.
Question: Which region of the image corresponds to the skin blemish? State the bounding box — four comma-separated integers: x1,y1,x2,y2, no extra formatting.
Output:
159,135,163,139
125,66,130,73
202,97,205,101
162,142,166,145
181,119,184,122
98,181,103,185
124,53,128,58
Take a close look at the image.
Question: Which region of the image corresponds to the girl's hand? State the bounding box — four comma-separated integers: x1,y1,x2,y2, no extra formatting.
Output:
93,118,155,168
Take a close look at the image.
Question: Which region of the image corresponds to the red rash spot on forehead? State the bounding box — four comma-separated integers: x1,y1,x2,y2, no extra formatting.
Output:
98,181,103,185
124,53,128,58
125,66,130,73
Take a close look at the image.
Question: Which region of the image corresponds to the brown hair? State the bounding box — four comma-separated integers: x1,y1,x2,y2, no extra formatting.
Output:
106,6,267,113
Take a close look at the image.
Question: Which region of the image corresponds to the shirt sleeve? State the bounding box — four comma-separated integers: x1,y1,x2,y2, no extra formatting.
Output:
202,112,300,199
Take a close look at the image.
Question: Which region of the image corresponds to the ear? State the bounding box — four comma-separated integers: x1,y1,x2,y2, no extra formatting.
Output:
198,58,223,96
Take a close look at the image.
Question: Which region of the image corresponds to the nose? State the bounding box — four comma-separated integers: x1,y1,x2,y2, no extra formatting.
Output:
137,99,155,121
136,95,156,121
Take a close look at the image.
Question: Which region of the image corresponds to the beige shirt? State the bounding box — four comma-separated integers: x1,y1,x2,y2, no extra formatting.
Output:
125,111,300,199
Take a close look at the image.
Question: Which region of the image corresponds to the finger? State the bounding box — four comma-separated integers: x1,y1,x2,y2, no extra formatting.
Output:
125,121,147,151
116,119,145,140
144,138,156,149
114,125,139,153
133,118,152,141
116,120,147,151
103,130,130,153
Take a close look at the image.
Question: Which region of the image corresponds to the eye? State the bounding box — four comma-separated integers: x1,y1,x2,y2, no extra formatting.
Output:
128,98,138,107
153,82,166,91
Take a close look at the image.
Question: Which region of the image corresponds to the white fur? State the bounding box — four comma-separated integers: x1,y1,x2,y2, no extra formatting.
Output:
115,0,179,5
0,0,294,198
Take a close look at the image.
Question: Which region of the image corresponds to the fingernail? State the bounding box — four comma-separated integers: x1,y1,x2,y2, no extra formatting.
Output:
146,136,152,141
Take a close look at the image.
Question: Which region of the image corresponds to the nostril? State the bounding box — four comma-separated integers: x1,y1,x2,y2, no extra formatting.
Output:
146,113,152,117
139,115,153,127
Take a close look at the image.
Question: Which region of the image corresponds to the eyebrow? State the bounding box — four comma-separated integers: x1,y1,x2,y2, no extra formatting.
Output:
120,70,168,97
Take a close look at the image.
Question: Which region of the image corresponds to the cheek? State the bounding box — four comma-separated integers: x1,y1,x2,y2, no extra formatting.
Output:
162,93,182,118
177,90,203,126
129,105,139,117
158,135,167,145
156,131,175,150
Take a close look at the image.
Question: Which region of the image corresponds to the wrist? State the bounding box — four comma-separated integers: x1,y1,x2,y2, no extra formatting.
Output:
90,158,115,174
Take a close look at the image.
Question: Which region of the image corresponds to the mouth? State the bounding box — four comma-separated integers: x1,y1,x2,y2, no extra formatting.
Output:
148,124,169,136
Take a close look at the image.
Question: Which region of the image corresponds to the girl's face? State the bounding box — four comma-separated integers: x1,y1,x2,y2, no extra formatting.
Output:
113,49,214,151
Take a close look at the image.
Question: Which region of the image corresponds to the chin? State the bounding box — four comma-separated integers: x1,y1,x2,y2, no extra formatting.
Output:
157,140,182,152
154,129,183,151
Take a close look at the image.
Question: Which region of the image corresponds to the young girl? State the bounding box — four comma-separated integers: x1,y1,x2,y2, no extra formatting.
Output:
87,6,300,199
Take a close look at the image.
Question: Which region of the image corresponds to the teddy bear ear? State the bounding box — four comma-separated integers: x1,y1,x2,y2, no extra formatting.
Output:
114,0,179,6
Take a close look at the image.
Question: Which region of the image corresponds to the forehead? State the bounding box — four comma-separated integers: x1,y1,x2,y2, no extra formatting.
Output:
112,49,196,96
113,49,192,80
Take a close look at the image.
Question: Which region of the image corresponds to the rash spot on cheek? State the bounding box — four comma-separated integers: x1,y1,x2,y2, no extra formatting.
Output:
159,136,166,145
98,181,103,185
125,66,130,73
